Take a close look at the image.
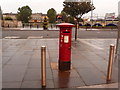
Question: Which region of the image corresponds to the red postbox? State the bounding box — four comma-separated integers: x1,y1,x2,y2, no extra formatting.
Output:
57,23,74,71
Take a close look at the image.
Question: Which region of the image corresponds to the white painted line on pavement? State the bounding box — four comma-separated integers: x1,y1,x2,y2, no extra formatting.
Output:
4,36,20,39
78,39,104,50
79,38,116,40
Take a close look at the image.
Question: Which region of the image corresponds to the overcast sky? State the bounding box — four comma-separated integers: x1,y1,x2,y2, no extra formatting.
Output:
0,0,119,18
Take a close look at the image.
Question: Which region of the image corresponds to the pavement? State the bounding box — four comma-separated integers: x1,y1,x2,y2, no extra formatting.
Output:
2,38,118,88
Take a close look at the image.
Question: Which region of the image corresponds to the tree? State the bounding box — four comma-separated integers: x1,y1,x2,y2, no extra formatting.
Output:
16,5,32,23
63,2,95,23
60,11,75,23
47,8,57,23
67,16,75,24
0,6,2,20
60,11,68,22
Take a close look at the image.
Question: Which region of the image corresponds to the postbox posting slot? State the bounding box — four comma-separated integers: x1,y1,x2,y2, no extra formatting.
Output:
63,31,70,33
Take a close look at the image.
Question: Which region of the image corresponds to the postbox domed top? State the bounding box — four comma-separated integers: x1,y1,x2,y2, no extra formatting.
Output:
56,23,74,27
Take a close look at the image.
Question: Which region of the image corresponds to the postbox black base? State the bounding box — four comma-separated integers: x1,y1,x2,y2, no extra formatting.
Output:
59,60,71,71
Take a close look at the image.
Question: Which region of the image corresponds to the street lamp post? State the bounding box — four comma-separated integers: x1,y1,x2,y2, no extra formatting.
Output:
91,0,93,30
115,19,120,60
74,18,78,41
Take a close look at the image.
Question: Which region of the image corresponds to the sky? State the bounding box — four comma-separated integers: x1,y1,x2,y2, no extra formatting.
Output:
0,0,119,18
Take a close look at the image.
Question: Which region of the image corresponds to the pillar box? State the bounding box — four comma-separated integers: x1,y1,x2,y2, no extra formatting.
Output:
57,23,74,71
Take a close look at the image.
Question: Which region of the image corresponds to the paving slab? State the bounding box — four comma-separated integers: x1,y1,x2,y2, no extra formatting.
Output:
76,67,106,85
3,65,27,82
54,75,85,88
2,51,16,57
7,55,31,65
2,57,11,65
3,82,21,88
23,68,41,81
20,81,41,88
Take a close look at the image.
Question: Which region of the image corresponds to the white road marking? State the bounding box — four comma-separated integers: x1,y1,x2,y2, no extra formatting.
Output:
28,36,43,39
110,32,114,33
4,36,20,39
97,32,100,33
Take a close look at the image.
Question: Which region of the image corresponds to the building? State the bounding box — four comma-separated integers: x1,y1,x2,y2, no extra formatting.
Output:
2,13,18,27
0,6,2,19
2,13,46,27
0,6,2,27
3,13,17,20
3,13,45,23
29,13,44,23
118,1,120,17
105,13,115,20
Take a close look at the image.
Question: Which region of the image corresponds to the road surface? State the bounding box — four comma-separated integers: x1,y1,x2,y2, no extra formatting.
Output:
2,28,118,39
